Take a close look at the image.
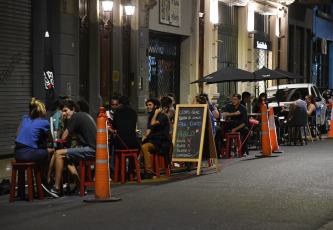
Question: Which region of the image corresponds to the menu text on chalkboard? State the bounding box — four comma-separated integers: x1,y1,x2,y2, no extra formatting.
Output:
173,106,205,159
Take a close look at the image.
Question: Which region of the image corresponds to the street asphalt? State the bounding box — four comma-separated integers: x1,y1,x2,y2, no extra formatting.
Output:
0,138,333,230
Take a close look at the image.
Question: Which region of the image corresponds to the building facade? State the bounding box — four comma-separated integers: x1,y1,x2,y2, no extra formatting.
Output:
1,0,332,155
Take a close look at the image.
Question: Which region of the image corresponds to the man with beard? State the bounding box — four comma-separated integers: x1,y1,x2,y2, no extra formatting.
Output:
141,98,170,179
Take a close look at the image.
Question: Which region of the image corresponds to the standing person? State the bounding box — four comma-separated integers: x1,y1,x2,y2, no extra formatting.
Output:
241,91,251,109
161,95,175,137
141,98,170,179
14,98,55,179
106,96,120,124
43,100,96,198
287,91,308,125
105,95,120,172
108,96,140,177
287,91,308,142
223,94,249,156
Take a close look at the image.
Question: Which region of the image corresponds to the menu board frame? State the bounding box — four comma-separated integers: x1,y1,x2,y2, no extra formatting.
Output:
171,104,219,175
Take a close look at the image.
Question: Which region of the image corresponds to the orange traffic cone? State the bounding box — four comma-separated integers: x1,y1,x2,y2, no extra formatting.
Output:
84,107,121,203
328,97,333,138
268,107,283,153
256,98,272,157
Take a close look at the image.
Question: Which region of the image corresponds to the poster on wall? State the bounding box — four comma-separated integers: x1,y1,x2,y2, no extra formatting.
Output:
160,0,181,27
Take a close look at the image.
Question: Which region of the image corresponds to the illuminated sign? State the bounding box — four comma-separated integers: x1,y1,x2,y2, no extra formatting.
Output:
254,39,270,50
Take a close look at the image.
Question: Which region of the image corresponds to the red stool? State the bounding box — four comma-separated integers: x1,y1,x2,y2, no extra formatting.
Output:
114,149,141,184
9,161,43,202
150,153,171,178
224,132,242,158
79,159,95,197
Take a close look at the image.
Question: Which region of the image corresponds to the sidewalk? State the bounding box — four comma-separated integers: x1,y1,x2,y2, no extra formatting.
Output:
0,154,14,181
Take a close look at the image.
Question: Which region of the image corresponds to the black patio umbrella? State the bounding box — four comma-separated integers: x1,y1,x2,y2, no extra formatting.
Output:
274,68,304,80
253,67,290,80
190,66,255,84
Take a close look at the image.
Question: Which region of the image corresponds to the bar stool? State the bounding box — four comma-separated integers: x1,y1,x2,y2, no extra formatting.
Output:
224,132,242,158
150,153,171,178
114,149,141,184
9,161,43,202
79,159,95,197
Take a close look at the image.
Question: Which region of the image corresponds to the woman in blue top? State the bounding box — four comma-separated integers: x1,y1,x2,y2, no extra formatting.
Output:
192,95,216,136
15,98,54,163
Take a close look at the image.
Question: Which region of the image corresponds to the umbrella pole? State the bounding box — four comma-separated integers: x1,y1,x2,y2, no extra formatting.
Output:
277,79,280,107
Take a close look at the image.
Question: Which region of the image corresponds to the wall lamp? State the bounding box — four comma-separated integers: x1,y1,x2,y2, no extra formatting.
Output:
124,1,135,16
101,0,114,12
248,30,257,38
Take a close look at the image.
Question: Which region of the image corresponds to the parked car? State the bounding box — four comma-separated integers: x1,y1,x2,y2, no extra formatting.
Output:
266,83,328,130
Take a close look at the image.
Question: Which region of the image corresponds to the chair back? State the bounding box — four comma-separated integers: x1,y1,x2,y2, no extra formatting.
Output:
315,107,321,125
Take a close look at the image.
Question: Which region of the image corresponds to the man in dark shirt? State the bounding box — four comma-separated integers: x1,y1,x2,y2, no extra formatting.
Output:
43,100,97,198
141,98,170,179
224,94,249,156
111,96,139,150
241,91,251,109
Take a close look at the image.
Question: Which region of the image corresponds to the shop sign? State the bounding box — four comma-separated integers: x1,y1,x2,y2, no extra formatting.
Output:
254,39,270,50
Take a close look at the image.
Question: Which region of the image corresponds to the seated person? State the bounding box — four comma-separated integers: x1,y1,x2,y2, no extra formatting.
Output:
305,94,317,137
108,96,140,164
141,98,170,179
305,95,316,116
15,98,55,179
224,93,249,156
108,96,140,178
241,91,251,109
161,95,175,137
43,100,97,198
195,94,221,157
192,95,216,136
199,92,220,120
252,93,267,113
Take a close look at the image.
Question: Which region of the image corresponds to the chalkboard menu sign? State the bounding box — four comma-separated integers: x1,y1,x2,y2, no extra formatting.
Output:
172,104,219,175
173,106,205,159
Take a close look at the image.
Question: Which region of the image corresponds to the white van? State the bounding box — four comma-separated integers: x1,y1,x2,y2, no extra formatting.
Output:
266,83,327,127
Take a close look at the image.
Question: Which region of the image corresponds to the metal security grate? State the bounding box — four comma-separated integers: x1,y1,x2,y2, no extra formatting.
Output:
217,2,238,97
148,32,180,102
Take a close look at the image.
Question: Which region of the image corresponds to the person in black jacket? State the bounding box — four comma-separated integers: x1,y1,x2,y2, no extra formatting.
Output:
141,98,170,179
111,96,140,150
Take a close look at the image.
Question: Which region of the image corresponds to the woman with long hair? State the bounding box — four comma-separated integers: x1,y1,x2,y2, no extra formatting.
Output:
305,94,316,116
14,98,54,163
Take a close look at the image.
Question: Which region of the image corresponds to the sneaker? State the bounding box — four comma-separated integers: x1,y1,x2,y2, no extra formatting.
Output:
70,186,87,196
44,185,61,198
243,153,248,157
41,182,52,193
142,172,154,180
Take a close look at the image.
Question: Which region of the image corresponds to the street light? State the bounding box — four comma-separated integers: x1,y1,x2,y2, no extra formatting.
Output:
102,0,114,12
124,2,135,16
